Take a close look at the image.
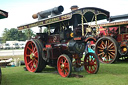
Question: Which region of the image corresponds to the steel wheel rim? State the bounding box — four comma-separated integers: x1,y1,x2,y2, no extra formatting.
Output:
96,38,117,63
24,41,38,72
57,55,70,77
84,53,98,73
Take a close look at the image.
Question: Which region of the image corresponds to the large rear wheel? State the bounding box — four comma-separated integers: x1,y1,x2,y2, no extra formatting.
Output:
24,39,46,72
95,37,118,64
57,54,72,77
84,53,99,74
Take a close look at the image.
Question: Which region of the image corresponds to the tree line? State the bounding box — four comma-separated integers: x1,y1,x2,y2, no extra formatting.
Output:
2,28,35,43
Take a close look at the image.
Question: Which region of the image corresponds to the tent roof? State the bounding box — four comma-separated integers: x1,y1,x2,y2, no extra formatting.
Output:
0,9,8,19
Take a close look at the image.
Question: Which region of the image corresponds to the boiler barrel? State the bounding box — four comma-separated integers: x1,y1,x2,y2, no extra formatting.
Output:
32,5,64,19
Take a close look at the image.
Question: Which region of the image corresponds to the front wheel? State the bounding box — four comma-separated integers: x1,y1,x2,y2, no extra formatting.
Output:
57,54,72,77
84,53,99,74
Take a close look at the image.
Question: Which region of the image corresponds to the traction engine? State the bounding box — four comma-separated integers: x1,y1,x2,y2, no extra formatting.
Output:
17,5,109,77
95,14,128,64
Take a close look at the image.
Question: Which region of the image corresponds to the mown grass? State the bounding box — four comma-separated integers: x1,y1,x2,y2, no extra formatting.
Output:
1,60,128,85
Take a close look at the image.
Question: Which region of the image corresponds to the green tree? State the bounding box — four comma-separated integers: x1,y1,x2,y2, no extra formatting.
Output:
2,28,9,43
2,28,35,42
23,29,35,40
8,28,19,40
18,31,27,41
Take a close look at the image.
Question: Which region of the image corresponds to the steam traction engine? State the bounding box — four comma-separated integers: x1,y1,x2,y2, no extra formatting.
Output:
18,6,109,77
95,14,128,64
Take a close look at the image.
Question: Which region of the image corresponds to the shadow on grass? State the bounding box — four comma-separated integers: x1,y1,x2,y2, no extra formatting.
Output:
42,67,84,78
24,66,57,73
23,66,85,78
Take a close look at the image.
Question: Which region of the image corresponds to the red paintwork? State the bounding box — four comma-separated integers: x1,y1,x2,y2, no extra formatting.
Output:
123,34,128,40
46,44,52,48
84,37,96,42
109,27,118,31
74,37,81,40
50,48,62,59
117,34,122,42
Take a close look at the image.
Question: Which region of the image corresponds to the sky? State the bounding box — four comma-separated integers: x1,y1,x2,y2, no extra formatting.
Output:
0,0,128,37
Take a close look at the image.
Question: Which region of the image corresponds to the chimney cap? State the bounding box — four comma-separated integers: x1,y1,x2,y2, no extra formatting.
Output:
70,5,79,9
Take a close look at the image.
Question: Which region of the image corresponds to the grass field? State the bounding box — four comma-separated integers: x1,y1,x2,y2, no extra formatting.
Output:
1,59,128,85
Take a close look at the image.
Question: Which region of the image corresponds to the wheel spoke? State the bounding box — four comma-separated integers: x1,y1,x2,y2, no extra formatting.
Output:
33,47,36,53
101,41,105,48
105,55,109,61
93,65,96,69
91,66,93,71
90,66,92,72
97,46,104,49
26,54,30,57
34,58,38,64
34,51,38,57
101,41,105,46
98,52,104,56
61,59,64,64
64,59,67,63
33,60,37,67
108,52,114,58
94,59,96,62
101,45,105,49
105,40,107,48
99,50,103,52
64,69,68,75
30,42,34,50
101,52,105,58
102,54,106,61
108,49,115,52
64,61,68,67
108,56,111,61
110,45,115,49
60,60,63,64
108,43,113,49
27,47,33,52
110,52,115,56
30,65,34,71
27,60,33,66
